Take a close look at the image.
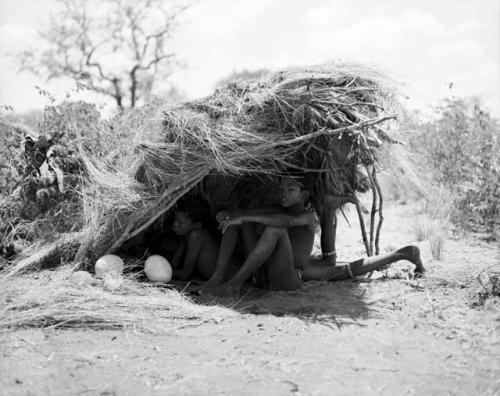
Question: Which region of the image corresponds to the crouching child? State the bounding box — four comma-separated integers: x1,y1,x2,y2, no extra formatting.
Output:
170,199,240,282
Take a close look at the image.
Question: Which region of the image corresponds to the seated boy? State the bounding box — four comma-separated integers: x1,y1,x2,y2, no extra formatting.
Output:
201,176,425,296
171,200,238,281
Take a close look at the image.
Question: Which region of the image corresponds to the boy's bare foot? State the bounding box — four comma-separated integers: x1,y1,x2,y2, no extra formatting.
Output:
398,245,425,275
191,276,224,294
201,282,240,298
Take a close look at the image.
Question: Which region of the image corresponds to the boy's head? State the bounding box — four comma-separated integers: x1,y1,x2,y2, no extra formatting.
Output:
279,176,310,208
172,199,210,236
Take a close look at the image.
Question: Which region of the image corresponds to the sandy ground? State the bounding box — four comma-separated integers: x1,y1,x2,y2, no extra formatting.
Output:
1,202,499,395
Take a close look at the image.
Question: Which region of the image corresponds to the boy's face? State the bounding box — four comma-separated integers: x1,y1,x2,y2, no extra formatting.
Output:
172,211,197,236
279,177,308,208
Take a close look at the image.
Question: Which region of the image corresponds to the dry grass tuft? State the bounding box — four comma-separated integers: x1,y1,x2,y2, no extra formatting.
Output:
3,232,82,278
411,196,451,260
0,267,234,333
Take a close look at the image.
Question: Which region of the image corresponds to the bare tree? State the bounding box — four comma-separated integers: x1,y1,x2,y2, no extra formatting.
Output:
18,0,189,109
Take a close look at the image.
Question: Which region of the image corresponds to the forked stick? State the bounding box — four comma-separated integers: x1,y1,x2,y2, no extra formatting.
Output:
366,164,378,256
372,167,384,255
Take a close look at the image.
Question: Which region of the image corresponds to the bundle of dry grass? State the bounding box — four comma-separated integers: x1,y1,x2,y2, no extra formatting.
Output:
2,232,82,277
76,62,407,264
0,268,234,333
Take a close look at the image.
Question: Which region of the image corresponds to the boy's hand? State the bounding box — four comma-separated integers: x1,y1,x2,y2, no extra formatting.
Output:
219,216,243,233
216,211,231,224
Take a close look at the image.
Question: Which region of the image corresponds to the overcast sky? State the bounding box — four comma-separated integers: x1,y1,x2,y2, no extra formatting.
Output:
0,0,499,117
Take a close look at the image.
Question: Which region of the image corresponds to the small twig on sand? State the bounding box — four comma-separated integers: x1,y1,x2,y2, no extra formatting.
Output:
15,335,37,347
228,288,252,309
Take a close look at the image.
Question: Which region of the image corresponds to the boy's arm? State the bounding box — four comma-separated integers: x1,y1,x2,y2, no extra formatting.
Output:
221,212,315,233
171,239,186,269
242,206,283,215
174,232,203,281
216,206,282,223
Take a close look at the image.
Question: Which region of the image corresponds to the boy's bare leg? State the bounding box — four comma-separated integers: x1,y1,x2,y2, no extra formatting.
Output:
351,245,425,275
173,233,203,281
303,245,425,281
201,225,240,288
240,222,259,257
206,226,300,296
316,194,353,266
319,205,337,266
266,228,301,290
196,233,231,281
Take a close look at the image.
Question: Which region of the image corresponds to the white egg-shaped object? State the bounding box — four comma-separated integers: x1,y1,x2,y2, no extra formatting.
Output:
95,254,124,278
145,255,172,283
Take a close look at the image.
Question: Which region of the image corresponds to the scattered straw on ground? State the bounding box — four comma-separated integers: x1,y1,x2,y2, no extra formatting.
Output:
0,267,234,333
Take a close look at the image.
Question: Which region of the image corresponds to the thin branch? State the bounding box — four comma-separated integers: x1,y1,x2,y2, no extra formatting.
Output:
126,7,142,61
271,115,397,148
137,53,175,71
366,164,377,256
355,201,371,256
372,167,384,256
141,29,170,59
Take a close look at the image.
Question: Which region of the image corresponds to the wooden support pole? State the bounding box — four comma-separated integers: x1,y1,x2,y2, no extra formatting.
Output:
355,200,371,257
366,164,378,256
372,167,384,256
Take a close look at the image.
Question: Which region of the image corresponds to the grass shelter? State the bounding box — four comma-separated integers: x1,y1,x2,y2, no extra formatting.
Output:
75,62,407,269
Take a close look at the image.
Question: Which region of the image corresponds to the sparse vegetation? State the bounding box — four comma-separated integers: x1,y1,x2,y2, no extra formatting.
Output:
410,98,500,239
410,197,451,260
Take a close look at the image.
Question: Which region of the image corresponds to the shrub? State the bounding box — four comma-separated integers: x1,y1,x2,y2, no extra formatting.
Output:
0,121,24,194
0,101,112,248
410,98,500,238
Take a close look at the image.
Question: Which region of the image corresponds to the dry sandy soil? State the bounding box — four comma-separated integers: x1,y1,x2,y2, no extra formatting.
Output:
1,202,499,395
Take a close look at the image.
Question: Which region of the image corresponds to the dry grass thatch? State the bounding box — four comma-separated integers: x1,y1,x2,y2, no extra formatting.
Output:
75,62,407,263
0,267,234,333
2,232,82,278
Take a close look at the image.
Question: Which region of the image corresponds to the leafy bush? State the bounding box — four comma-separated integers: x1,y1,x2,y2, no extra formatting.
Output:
0,101,113,248
410,98,500,237
0,121,25,194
